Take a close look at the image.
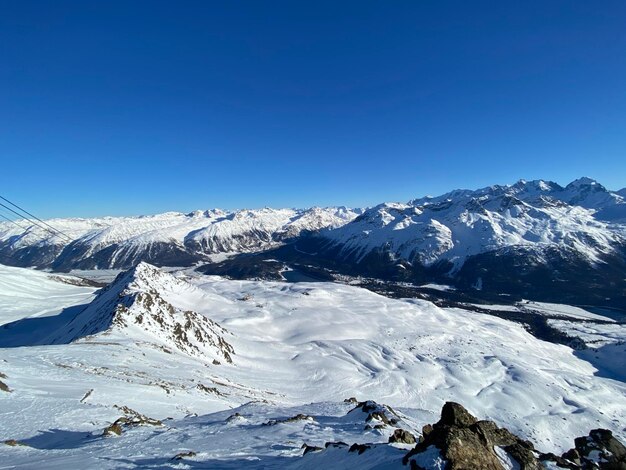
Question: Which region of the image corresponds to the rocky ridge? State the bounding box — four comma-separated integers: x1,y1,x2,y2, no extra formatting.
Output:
51,262,235,362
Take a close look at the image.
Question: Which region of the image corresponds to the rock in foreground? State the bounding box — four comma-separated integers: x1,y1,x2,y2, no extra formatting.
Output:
403,402,626,470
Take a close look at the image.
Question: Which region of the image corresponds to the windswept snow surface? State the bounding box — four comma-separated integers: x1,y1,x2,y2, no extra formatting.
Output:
0,264,625,468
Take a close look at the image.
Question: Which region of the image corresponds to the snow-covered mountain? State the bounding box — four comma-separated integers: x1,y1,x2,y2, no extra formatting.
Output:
264,178,623,307
320,177,626,268
51,263,235,362
0,207,359,270
1,177,625,308
2,178,624,275
1,263,625,468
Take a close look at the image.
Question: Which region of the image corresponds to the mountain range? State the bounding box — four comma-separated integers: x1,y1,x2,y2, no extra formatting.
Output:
1,188,625,467
1,177,625,308
0,207,360,270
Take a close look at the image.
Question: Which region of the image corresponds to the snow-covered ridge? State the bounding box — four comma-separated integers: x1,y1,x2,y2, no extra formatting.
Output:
1,178,625,273
49,262,235,363
321,177,626,269
0,206,360,269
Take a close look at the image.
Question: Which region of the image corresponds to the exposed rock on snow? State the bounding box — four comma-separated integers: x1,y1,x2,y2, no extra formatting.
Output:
3,439,26,447
0,373,9,392
401,402,626,470
389,428,417,444
102,407,163,437
544,428,626,469
102,415,159,437
348,400,400,428
263,413,315,426
172,450,197,460
53,262,235,363
404,402,542,469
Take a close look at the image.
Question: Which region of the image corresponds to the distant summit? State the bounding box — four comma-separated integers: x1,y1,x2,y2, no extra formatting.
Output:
323,177,626,268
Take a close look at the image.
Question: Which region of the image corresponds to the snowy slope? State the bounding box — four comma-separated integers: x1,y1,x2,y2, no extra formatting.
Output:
46,263,235,363
0,264,625,468
0,207,359,270
0,264,96,326
322,178,626,270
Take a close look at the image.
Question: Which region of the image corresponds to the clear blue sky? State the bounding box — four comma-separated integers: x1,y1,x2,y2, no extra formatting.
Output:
1,1,625,218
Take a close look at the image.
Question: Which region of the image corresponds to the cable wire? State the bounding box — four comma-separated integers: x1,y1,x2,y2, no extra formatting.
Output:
0,201,72,242
0,195,73,242
0,212,31,231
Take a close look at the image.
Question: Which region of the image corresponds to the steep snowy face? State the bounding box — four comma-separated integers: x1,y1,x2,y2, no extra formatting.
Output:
51,262,235,362
322,178,626,269
0,207,359,269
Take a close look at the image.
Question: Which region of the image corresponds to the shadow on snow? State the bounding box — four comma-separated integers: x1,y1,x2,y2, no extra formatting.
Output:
0,303,93,348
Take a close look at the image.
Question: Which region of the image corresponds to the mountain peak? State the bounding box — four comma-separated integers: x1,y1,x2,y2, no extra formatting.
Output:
566,177,600,188
53,264,235,362
511,179,561,193
131,261,160,276
128,261,168,282
107,261,190,298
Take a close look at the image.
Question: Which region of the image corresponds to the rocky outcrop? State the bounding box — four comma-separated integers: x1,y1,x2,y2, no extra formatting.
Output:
301,443,324,455
403,402,626,470
297,401,626,469
348,400,400,428
0,372,10,392
389,429,417,445
541,428,626,469
263,413,314,426
3,440,26,447
53,263,235,363
403,402,543,469
349,443,372,455
172,451,197,460
103,407,163,437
